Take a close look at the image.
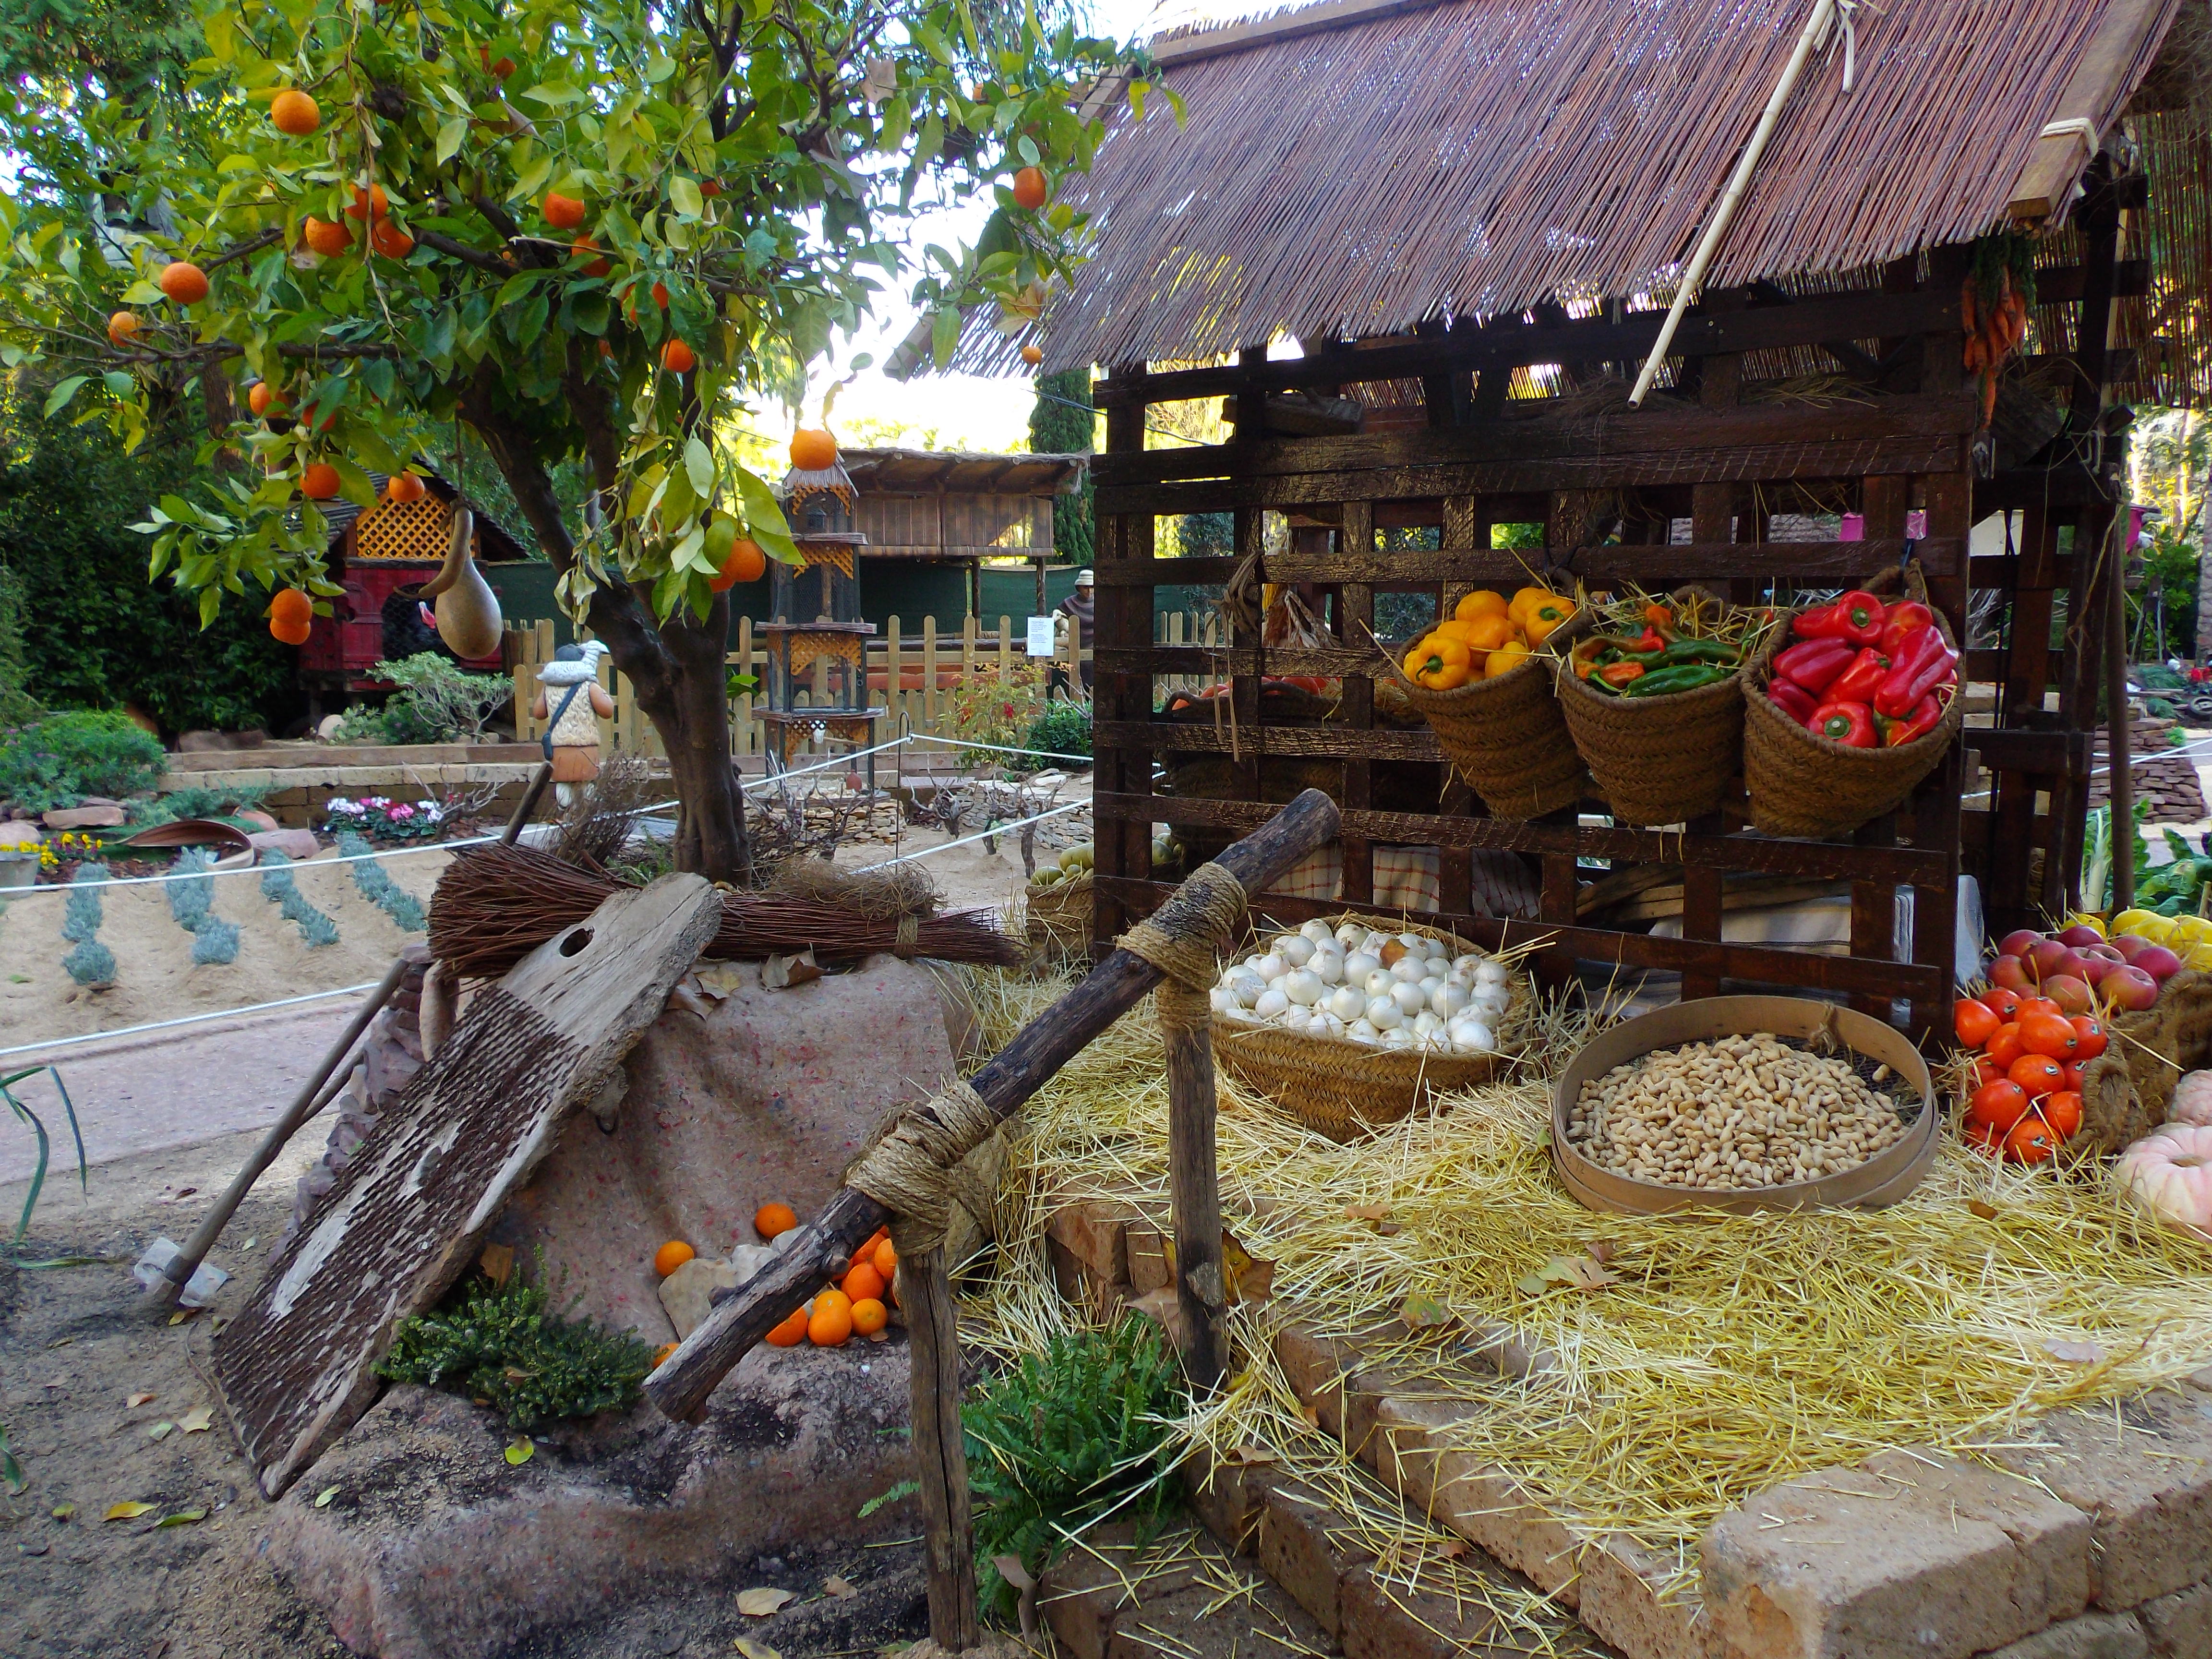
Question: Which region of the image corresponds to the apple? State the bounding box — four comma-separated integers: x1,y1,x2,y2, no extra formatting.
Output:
2111,935,2153,962
2057,925,2106,950
2028,938,2079,981
1997,929,2044,959
2042,974,2094,1016
1988,954,2033,993
2105,965,2159,1012
2077,954,2118,988
2133,944,2184,983
2083,943,2125,962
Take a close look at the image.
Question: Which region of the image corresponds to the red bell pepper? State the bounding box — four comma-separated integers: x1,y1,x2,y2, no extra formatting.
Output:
1768,679,1819,723
1772,637,1855,695
1884,691,1945,746
1830,589,1887,646
1827,646,1891,705
1628,626,1668,655
1874,629,1957,718
1809,699,1877,748
1877,601,1935,657
1791,602,1846,640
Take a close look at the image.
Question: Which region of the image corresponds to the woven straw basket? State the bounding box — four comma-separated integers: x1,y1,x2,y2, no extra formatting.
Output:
1553,592,1745,827
1385,636,1588,820
1025,872,1092,960
1210,915,1532,1142
1739,563,1965,840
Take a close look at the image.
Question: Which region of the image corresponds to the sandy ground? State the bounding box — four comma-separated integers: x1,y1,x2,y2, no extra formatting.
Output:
1,847,451,1050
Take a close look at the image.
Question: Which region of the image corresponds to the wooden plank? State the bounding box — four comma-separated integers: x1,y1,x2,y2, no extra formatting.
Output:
2008,1,2172,219
1165,1010,1227,1387
213,875,725,1496
1092,877,1948,1005
1149,0,1455,67
2034,259,2152,303
1091,396,1978,488
1094,434,1967,516
904,1248,979,1651
1100,720,1443,762
1094,290,1961,407
1095,792,1950,886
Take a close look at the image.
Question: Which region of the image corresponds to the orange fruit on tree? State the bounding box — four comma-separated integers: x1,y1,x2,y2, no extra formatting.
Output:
661,338,695,373
248,381,281,417
370,220,415,259
271,89,321,136
790,428,837,470
842,1262,885,1304
709,537,765,592
571,236,611,277
385,471,426,504
300,461,341,499
766,1303,810,1346
872,1237,896,1280
107,311,141,347
1020,343,1043,366
542,191,587,230
304,216,352,257
807,1292,854,1347
158,261,209,304
297,400,337,433
755,1202,797,1240
700,178,723,199
268,588,314,646
850,1298,888,1337
345,183,389,220
1011,165,1049,210
653,1239,695,1277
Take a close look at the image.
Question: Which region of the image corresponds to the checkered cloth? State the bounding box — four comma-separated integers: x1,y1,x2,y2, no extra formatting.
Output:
1262,842,1539,919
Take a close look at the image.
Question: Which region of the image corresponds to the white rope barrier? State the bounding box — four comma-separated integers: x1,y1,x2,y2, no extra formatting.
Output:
0,982,383,1062
905,732,1096,766
852,797,1091,871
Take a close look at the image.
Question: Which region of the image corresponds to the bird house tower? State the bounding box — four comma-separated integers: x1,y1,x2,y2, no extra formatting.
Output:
755,454,885,776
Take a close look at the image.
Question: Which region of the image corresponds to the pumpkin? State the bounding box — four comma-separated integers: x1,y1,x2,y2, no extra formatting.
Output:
2113,1124,2212,1236
2168,1070,2212,1127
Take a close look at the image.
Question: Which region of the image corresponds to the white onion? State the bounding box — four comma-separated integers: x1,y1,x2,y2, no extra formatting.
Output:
1334,923,1365,946
1389,956,1427,985
1361,929,1391,952
1283,970,1324,1007
1254,987,1290,1020
1364,969,1395,997
1300,919,1336,944
1390,981,1428,1017
1397,931,1428,954
1344,951,1382,983
1278,1007,1311,1033
1311,1011,1346,1039
1347,1019,1380,1045
1424,954,1453,979
1449,1020,1496,1054
1209,987,1236,1015
1474,986,1510,1016
1367,997,1404,1031
1432,982,1470,1018
1328,986,1367,1021
1475,960,1508,986
1412,1010,1443,1037
1255,952,1288,982
1382,1026,1416,1049
1227,971,1266,1008
1278,935,1315,967
1311,950,1345,985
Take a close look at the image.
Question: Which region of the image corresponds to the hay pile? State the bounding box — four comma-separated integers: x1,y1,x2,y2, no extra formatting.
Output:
952,968,2212,1615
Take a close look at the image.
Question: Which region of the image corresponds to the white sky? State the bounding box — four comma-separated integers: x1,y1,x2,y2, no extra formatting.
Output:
816,0,1263,451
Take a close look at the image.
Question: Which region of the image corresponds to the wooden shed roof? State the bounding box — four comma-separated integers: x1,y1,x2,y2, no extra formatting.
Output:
977,0,2183,376
840,448,1089,495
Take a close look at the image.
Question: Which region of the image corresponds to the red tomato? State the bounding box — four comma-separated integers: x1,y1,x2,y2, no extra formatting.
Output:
1953,998,2002,1049
1970,1057,2006,1092
2014,996,2064,1022
2068,1016,2108,1060
2003,1117,2058,1165
1985,1023,2025,1070
2038,1090,2083,1140
1964,1119,2002,1155
1981,986,2025,1020
2007,1053,2065,1099
2017,1012,2080,1060
1968,1078,2030,1132
2061,1059,2088,1093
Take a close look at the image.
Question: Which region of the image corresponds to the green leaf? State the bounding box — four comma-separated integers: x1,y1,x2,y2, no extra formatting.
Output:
683,437,713,496
858,1479,920,1518
436,117,468,165
505,1435,534,1466
0,1426,24,1494
155,1507,207,1527
733,468,796,564
43,376,86,417
198,586,221,628
313,1486,338,1508
669,176,703,220
930,306,959,369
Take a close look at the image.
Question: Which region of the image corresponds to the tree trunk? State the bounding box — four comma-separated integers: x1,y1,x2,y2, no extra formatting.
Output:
463,371,751,882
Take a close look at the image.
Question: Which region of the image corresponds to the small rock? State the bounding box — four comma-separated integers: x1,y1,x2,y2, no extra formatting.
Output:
657,1258,739,1340
248,828,322,860
236,809,280,833
42,805,126,830
0,821,39,849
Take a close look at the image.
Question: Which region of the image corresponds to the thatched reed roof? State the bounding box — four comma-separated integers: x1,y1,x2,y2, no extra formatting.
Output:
982,0,2184,378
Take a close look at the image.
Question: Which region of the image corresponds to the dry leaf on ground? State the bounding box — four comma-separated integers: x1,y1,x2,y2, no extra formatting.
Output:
103,1501,157,1522
179,1407,214,1434
125,1392,155,1408
734,1640,781,1659
313,1486,339,1508
155,1508,207,1528
823,1576,858,1600
736,1587,795,1618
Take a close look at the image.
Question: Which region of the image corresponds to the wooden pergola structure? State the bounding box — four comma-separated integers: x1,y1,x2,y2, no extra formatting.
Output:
948,0,2212,1046
842,447,1088,616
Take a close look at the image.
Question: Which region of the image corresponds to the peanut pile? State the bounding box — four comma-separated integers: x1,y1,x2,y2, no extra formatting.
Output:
1568,1034,1912,1190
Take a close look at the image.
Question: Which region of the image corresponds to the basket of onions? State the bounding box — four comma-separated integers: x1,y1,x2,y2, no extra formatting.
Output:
1206,915,1531,1142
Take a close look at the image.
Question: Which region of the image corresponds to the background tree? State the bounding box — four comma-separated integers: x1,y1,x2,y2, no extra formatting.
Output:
1027,365,1094,567
0,0,1151,877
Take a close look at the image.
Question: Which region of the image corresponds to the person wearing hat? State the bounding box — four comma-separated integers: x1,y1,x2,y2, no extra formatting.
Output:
1051,568,1095,697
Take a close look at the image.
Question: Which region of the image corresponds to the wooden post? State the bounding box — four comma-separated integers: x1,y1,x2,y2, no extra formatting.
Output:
923,615,940,730
646,787,1342,1422
1165,1000,1227,1386
904,1246,980,1650
2108,513,2135,912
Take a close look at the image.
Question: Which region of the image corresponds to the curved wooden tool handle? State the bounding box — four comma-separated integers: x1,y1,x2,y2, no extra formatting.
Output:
643,787,1341,1421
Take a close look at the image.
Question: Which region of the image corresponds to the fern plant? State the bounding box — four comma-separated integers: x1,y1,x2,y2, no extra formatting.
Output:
377,1271,655,1431
962,1316,1184,1612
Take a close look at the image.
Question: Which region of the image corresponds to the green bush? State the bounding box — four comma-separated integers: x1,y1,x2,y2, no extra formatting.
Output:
1022,700,1092,764
339,654,511,745
377,1271,655,1431
962,1316,1183,1611
131,782,272,828
0,709,167,812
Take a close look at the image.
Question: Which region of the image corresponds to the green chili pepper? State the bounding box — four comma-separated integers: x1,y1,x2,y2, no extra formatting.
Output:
1657,638,1742,666
1621,662,1731,697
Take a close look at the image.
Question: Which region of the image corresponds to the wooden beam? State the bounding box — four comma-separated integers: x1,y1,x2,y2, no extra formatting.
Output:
1148,0,1456,68
2008,0,2175,221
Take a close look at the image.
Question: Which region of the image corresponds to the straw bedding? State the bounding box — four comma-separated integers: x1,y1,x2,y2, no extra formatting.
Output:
950,968,2212,1609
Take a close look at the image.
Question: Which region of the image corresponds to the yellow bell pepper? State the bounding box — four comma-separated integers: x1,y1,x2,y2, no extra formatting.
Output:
1509,586,1561,625
1521,598,1574,645
1455,590,1510,623
1463,613,1521,652
1433,617,1483,647
1406,634,1473,690
1486,639,1532,678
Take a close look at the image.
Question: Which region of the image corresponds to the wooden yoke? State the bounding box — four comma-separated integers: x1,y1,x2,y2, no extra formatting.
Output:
643,786,1340,1424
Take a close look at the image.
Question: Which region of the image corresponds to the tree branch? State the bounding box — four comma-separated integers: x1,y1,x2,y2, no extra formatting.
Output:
203,228,283,272
415,229,515,275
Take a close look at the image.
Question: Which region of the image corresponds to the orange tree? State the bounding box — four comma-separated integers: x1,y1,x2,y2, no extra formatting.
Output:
0,0,1150,878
